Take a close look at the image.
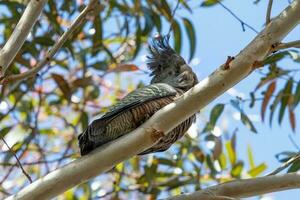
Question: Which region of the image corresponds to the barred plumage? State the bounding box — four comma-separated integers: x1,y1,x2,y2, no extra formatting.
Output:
78,36,198,156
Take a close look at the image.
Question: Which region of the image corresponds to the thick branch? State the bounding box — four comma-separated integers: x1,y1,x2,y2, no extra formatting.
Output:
5,0,300,199
0,0,48,76
0,0,100,84
168,173,300,200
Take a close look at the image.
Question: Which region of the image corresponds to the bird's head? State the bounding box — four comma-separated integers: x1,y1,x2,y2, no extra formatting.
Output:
147,35,198,92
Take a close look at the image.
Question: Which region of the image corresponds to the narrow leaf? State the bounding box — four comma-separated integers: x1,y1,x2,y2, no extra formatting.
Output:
203,104,224,132
231,161,244,177
213,137,222,160
226,141,236,165
247,145,255,169
182,17,196,61
241,113,257,133
248,163,267,177
172,20,182,53
269,91,283,126
293,81,300,107
288,106,296,132
261,81,276,121
201,0,219,7
278,78,293,124
51,73,72,101
0,126,12,138
288,160,300,173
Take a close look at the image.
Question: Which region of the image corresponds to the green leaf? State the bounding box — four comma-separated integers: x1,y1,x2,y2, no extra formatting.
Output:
141,7,155,35
182,17,196,61
247,145,255,169
157,158,176,167
225,141,236,165
269,90,283,126
241,112,257,133
275,151,298,162
248,163,267,177
255,65,289,90
203,104,224,132
231,161,244,177
81,112,89,130
261,81,276,121
51,73,72,101
160,0,172,20
278,78,293,124
263,51,290,65
230,99,242,112
180,0,193,13
152,11,162,32
288,160,300,173
0,126,12,138
201,0,220,7
34,36,55,46
218,153,227,170
249,92,255,108
92,14,103,56
206,155,217,176
133,20,142,59
293,81,300,108
172,19,182,53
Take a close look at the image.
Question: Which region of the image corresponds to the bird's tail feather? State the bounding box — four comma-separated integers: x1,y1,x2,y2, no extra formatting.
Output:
78,119,107,156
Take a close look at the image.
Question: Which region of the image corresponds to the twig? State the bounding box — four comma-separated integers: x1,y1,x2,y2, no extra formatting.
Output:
272,40,300,51
0,0,48,76
288,134,300,151
0,154,75,167
0,188,11,196
167,0,181,36
266,0,273,24
1,138,32,183
0,0,101,85
217,0,259,34
267,154,300,176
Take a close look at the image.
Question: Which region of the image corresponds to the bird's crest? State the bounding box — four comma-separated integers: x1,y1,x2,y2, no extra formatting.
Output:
147,35,184,77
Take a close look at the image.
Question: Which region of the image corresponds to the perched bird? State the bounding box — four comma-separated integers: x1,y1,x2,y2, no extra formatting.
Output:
78,35,198,156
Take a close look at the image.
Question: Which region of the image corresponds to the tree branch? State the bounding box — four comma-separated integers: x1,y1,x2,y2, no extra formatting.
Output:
217,0,259,33
0,0,48,76
272,40,300,51
5,0,300,199
0,0,101,85
266,0,273,24
168,173,300,199
267,154,300,176
1,138,32,183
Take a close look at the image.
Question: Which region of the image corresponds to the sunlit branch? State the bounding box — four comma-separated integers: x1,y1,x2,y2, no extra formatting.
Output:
266,0,273,24
1,138,32,183
0,0,101,85
272,40,300,51
0,0,48,76
168,173,300,200
267,154,300,175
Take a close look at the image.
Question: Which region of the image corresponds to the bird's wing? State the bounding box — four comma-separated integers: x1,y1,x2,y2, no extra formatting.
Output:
100,83,177,121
